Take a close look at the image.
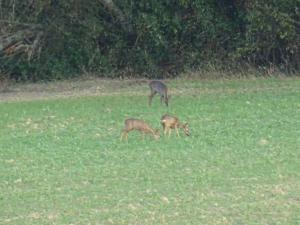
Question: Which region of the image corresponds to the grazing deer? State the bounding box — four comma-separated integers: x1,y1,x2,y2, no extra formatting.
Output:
149,80,169,106
161,114,190,137
120,118,160,141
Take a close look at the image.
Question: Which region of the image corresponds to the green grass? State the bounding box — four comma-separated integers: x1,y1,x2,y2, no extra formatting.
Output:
0,78,300,224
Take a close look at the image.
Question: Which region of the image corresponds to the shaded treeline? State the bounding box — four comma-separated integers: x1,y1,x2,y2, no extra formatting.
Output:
0,0,299,81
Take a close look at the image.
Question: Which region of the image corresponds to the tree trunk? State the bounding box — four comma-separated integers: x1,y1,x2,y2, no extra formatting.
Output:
0,26,43,60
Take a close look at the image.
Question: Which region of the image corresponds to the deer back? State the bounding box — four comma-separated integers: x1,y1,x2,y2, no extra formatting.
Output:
125,118,152,132
149,81,168,96
161,114,179,128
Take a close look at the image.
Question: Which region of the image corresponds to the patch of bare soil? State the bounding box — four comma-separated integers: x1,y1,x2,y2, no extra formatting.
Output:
0,77,298,102
0,78,149,102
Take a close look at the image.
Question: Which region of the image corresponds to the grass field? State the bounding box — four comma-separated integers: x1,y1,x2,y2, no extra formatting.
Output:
0,77,300,224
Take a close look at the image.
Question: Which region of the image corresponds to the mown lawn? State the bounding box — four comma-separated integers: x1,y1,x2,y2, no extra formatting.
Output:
0,78,300,224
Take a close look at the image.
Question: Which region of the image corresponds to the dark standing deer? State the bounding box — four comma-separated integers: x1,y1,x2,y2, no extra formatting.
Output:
160,114,190,137
120,118,160,141
148,80,169,106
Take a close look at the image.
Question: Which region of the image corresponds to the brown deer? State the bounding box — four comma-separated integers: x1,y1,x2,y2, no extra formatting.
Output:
149,80,170,106
161,114,190,137
120,118,160,141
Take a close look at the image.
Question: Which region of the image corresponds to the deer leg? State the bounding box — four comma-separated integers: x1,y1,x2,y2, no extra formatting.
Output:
164,127,167,136
175,126,180,137
164,96,168,106
151,131,156,139
162,124,167,136
168,128,172,137
120,130,127,141
148,91,156,106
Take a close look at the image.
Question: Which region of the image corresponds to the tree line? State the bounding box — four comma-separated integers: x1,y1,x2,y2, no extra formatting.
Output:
0,0,299,81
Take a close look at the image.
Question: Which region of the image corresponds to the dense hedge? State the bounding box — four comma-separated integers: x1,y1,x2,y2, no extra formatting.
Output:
0,0,299,81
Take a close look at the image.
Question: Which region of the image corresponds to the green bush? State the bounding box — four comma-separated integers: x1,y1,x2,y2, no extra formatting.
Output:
0,0,299,81
236,0,300,71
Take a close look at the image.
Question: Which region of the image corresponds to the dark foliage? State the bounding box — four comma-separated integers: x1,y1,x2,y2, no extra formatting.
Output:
0,0,299,81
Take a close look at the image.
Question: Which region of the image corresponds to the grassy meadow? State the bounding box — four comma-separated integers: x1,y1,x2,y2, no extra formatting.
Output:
0,77,300,224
